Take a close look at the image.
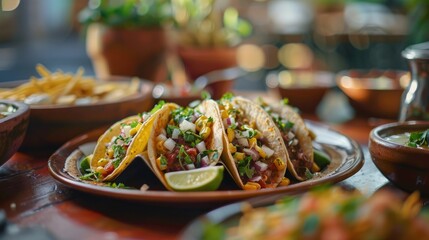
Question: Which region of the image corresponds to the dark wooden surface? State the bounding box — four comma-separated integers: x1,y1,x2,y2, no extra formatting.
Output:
0,97,421,240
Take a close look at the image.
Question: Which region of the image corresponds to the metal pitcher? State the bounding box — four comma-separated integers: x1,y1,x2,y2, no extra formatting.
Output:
399,42,429,121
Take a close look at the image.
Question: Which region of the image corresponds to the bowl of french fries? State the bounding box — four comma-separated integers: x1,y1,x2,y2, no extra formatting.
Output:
0,64,154,149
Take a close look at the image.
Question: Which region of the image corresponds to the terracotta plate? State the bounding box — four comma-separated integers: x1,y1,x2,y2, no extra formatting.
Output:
48,121,364,205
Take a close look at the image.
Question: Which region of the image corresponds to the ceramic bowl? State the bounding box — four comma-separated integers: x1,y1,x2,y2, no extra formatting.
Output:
0,100,30,165
0,77,154,150
153,67,245,106
266,70,336,113
336,69,410,119
369,121,429,195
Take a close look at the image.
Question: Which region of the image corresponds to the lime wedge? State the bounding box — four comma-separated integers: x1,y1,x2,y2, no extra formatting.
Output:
313,149,331,169
165,166,224,192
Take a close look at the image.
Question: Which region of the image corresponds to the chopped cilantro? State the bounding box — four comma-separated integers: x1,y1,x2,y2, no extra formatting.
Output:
220,92,234,102
407,129,429,148
178,145,193,168
273,116,294,132
150,100,165,114
166,125,179,137
112,144,126,160
80,171,98,181
112,158,121,169
183,130,202,144
160,155,167,166
105,182,129,189
281,98,289,106
238,156,254,178
129,120,139,128
172,107,195,124
201,90,211,100
305,168,313,179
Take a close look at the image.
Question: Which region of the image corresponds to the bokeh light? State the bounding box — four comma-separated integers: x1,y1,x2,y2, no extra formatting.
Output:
1,0,20,11
237,44,265,72
278,43,313,69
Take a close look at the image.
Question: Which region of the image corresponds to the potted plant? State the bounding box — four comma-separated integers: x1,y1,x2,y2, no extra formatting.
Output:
79,0,172,82
170,0,252,81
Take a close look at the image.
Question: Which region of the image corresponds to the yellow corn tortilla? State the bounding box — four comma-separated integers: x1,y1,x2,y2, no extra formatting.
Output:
90,104,169,181
147,100,224,191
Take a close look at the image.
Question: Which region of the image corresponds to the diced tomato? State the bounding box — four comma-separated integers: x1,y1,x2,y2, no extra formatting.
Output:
103,163,114,177
258,179,267,188
186,148,198,157
166,150,178,165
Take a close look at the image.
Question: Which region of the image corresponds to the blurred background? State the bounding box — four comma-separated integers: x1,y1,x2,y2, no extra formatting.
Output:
0,0,427,91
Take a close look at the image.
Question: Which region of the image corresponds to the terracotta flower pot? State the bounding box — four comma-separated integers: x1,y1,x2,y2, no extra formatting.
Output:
177,46,237,81
86,24,167,82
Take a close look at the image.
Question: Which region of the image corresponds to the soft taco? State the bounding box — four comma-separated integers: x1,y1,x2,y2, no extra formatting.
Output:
258,99,315,181
147,99,224,191
89,101,169,181
218,95,289,190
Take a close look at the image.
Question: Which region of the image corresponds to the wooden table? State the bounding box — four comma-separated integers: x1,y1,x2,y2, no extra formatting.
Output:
0,98,418,240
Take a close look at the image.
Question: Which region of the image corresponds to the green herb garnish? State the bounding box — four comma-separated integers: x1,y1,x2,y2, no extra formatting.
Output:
105,182,129,189
238,156,254,178
150,100,165,114
407,129,429,148
201,90,211,100
281,98,289,106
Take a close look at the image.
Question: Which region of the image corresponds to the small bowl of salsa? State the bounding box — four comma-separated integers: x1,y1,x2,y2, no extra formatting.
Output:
369,121,429,195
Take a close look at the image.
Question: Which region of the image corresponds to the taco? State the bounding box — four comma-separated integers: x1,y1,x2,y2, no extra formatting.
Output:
147,100,224,191
258,99,315,181
90,101,169,181
218,95,289,190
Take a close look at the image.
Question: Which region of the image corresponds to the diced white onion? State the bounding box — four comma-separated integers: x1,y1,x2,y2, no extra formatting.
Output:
223,118,228,128
254,161,268,172
172,128,181,139
261,145,275,158
223,117,234,128
157,134,167,142
122,125,132,137
237,138,249,147
185,164,196,170
142,113,150,122
249,175,262,182
292,139,299,146
189,114,197,123
287,131,295,140
179,119,196,133
196,141,206,153
201,156,210,167
237,129,253,138
163,138,176,151
243,148,259,161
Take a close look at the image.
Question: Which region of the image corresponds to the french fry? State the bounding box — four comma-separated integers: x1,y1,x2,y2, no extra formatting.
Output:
0,64,140,105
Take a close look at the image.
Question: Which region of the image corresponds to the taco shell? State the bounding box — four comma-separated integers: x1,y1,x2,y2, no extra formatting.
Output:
90,104,167,181
147,100,223,191
265,101,314,181
220,96,288,189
